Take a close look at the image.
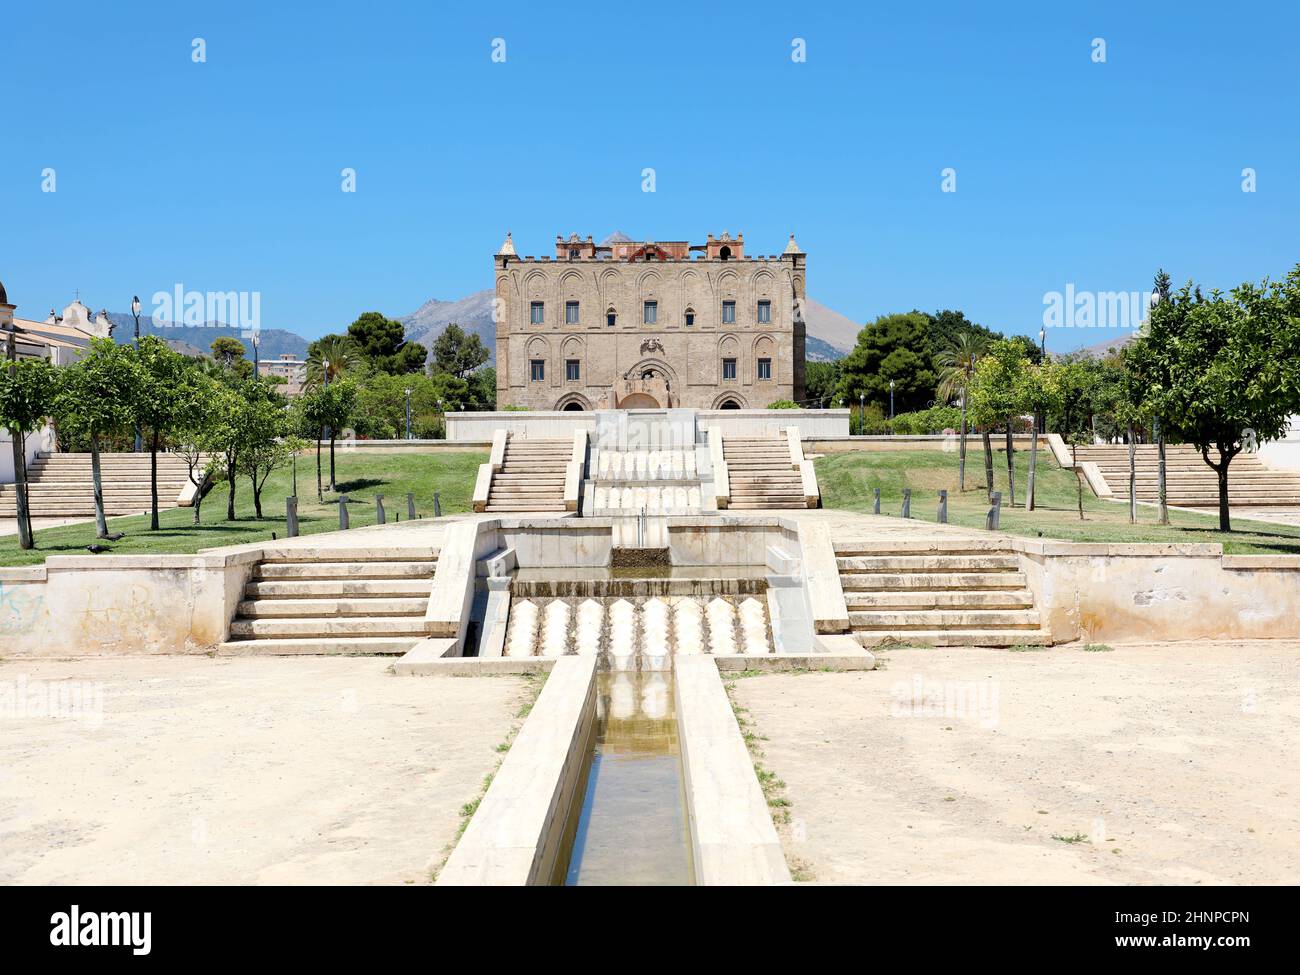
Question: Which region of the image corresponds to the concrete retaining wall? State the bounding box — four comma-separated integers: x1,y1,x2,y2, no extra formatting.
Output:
675,657,791,885
447,409,849,443
1014,541,1300,643
436,656,597,885
0,551,258,657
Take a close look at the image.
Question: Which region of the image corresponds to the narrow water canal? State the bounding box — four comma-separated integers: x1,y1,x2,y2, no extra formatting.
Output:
561,670,695,886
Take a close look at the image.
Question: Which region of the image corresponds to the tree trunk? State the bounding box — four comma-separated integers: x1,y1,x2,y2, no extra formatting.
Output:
252,474,264,519
9,429,32,549
1217,464,1231,532
958,398,968,491
193,492,202,526
1004,421,1015,507
1027,417,1039,511
316,430,324,502
981,429,994,502
329,434,337,491
90,431,109,538
1156,421,1169,525
1127,424,1136,524
149,431,160,530
226,454,237,520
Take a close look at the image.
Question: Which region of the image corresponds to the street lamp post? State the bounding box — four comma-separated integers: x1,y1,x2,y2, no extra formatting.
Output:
251,332,260,379
436,399,444,440
132,296,142,452
1038,327,1047,434
889,381,896,427
404,388,412,440
858,394,864,436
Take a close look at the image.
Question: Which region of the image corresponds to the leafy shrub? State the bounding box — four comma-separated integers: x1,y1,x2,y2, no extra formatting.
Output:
889,405,963,435
766,399,800,410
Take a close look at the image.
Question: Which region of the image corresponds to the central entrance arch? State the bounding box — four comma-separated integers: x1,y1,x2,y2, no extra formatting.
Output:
619,392,659,409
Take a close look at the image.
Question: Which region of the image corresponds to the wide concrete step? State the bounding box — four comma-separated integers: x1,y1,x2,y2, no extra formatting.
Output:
236,597,429,617
841,571,1028,591
852,629,1051,648
849,609,1040,629
253,561,435,580
229,617,429,638
838,555,1021,573
485,504,566,512
835,540,1014,556
845,590,1035,610
217,636,418,656
245,579,432,598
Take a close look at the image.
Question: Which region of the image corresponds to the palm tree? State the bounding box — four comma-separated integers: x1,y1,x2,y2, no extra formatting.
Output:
304,335,359,390
935,331,992,491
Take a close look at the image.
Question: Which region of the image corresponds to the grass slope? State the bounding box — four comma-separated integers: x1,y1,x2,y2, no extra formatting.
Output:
0,451,487,566
815,446,1300,555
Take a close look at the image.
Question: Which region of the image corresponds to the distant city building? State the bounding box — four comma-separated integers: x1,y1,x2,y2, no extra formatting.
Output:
262,353,307,397
494,231,807,410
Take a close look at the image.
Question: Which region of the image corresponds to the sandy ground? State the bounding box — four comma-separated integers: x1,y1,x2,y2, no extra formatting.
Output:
0,657,532,885
730,641,1300,885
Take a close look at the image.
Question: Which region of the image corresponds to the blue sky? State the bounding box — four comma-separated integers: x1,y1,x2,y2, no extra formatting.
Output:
2,1,1296,351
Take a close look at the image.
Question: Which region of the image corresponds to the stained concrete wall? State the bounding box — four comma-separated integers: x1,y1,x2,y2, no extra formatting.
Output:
1014,541,1300,643
0,551,258,657
447,409,849,443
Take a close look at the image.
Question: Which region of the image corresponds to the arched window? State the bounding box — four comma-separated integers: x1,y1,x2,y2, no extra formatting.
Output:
606,307,617,327
719,245,731,260
684,306,696,327
718,398,741,409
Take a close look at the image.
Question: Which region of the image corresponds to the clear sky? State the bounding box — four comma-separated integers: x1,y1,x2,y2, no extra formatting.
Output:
2,1,1296,351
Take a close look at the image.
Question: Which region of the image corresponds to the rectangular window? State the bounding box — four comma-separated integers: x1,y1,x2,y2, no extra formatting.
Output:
684,311,695,327
644,300,658,324
565,301,579,325
757,357,772,380
566,359,580,382
722,300,736,324
530,359,545,382
530,301,545,325
606,311,617,327
757,300,771,324
722,358,737,381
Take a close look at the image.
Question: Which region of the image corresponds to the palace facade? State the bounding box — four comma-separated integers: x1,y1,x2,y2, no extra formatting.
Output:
494,231,807,410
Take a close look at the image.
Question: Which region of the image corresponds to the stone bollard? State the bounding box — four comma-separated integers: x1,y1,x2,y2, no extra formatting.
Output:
376,494,386,525
433,491,442,518
873,487,881,514
407,492,417,520
985,491,1002,531
286,496,299,537
938,489,948,524
338,495,351,530
901,489,911,518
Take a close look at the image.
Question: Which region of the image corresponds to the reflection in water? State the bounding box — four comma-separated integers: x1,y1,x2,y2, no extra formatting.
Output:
564,671,695,886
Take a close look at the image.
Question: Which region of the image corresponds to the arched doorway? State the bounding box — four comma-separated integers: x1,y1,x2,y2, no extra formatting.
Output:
718,398,742,410
619,392,659,409
562,401,585,412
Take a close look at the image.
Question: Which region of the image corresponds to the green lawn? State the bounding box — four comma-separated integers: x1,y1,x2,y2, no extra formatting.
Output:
814,446,1300,555
0,451,487,567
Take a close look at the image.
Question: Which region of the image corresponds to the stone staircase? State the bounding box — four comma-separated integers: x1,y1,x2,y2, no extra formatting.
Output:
0,451,197,517
502,594,774,662
218,549,439,655
836,541,1049,647
485,437,570,513
722,437,805,509
1072,444,1300,507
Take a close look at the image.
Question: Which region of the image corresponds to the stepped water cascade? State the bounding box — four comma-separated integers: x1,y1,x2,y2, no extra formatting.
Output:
584,409,713,515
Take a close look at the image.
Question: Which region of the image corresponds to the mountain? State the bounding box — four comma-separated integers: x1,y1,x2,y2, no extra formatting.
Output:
106,313,310,361
801,297,860,353
395,289,854,362
1072,330,1137,359
399,291,498,363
